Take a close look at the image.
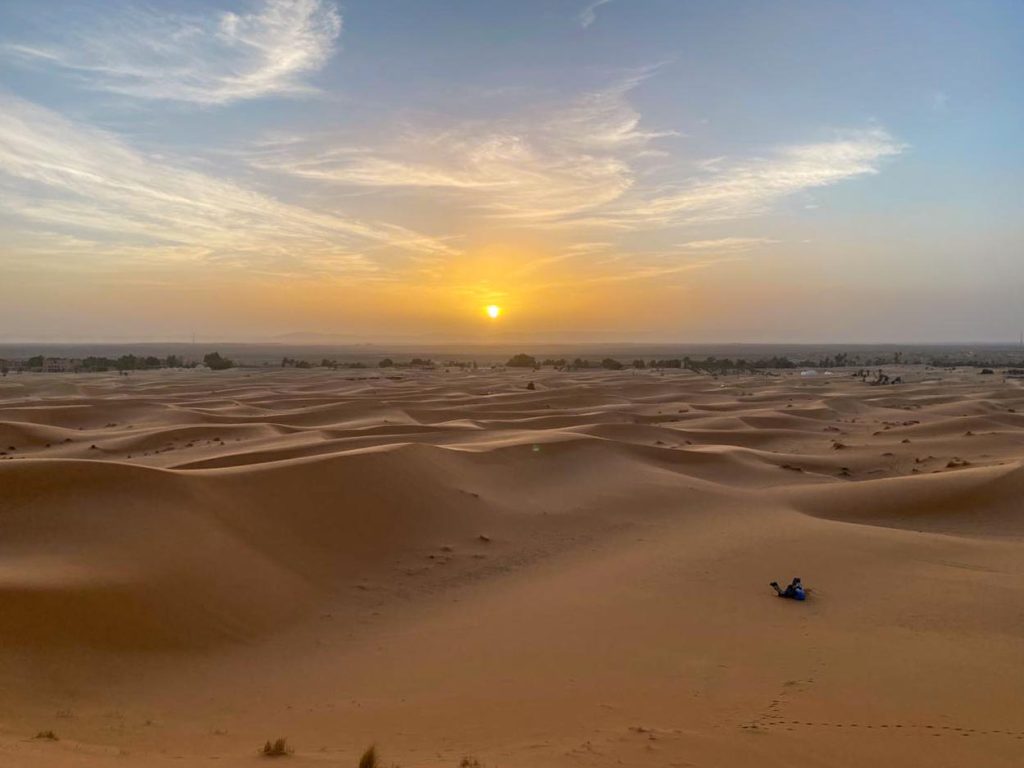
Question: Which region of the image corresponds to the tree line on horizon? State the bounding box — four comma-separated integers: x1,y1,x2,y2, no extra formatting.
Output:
6,349,1024,376
507,352,809,372
504,350,1024,372
0,352,236,374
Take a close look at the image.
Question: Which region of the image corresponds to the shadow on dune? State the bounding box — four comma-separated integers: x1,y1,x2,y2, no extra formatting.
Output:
782,461,1024,537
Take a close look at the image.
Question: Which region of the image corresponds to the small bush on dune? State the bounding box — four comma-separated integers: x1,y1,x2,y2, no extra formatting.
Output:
359,745,379,768
261,737,291,757
460,758,483,768
35,730,58,741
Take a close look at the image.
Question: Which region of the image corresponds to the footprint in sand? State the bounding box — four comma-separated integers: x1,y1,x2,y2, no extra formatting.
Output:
753,719,1022,738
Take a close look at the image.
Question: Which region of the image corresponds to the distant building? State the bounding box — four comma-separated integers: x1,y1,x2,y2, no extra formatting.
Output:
42,357,81,373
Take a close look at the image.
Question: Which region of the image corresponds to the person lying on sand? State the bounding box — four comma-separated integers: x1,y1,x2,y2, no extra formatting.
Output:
770,577,806,600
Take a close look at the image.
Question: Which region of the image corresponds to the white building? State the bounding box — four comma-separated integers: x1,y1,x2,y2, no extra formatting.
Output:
42,358,81,373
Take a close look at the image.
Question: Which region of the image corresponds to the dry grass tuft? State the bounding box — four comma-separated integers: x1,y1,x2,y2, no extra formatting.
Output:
359,744,379,768
261,737,291,757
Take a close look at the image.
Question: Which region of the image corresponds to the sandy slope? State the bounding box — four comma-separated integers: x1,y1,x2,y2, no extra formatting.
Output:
1,367,1023,767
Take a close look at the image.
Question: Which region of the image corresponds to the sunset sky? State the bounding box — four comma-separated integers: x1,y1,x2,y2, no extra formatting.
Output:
1,0,1021,342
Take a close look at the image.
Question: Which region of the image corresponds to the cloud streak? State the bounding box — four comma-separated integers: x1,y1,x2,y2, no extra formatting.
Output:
2,0,341,105
578,0,613,29
248,75,675,222
625,128,905,225
0,94,455,278
249,81,903,238
676,237,777,251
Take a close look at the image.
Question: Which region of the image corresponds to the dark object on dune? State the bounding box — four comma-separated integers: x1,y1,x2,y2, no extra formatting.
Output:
526,381,535,390
770,577,806,601
980,368,994,375
261,738,290,757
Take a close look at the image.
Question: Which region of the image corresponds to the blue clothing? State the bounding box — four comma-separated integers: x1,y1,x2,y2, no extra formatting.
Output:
779,582,806,600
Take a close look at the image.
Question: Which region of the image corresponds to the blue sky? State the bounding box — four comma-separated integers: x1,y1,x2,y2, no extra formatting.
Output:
0,0,1021,341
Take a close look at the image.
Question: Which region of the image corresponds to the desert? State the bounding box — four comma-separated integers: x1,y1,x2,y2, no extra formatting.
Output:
1,364,1022,767
3,0,1023,764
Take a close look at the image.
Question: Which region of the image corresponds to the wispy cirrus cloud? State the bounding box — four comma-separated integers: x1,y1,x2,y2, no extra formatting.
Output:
2,0,341,105
578,0,614,29
621,128,905,225
676,237,777,251
510,241,616,278
248,75,675,222
1,42,902,290
0,94,455,277
249,76,903,239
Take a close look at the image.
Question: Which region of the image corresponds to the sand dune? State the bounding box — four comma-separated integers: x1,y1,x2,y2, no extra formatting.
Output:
1,367,1023,767
787,460,1024,535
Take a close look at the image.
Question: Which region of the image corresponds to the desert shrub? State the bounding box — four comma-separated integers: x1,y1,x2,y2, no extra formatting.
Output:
35,730,58,741
204,352,235,370
261,737,291,757
359,744,378,768
460,758,483,768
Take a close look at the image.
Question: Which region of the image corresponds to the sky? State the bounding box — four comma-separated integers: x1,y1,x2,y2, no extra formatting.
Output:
0,0,1021,343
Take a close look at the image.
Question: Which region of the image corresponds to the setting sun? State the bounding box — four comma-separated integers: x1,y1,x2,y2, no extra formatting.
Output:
486,304,501,319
